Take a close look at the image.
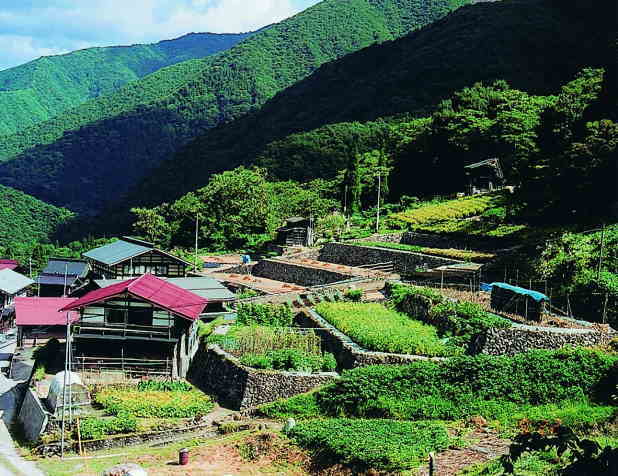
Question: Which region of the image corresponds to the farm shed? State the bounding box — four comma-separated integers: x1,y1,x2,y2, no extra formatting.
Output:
490,282,548,321
35,258,90,297
14,297,79,346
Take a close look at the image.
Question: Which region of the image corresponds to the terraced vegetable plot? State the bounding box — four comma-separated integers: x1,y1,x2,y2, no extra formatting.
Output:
392,194,498,225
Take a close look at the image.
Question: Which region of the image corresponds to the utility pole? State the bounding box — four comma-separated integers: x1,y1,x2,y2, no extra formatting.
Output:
194,214,199,273
596,223,605,281
63,263,68,297
375,172,382,233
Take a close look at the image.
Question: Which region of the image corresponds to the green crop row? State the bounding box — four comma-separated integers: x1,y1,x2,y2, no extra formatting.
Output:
240,349,337,373
315,301,456,356
236,303,294,327
354,241,496,262
77,412,137,440
95,389,214,418
392,194,498,225
288,418,450,472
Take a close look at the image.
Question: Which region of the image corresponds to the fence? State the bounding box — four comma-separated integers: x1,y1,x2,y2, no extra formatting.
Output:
73,356,173,378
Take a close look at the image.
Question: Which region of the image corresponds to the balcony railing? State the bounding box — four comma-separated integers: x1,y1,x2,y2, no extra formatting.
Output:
73,321,174,341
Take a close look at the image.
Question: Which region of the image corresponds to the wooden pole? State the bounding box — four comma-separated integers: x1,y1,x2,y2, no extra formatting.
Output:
76,416,84,457
429,452,436,476
596,223,605,281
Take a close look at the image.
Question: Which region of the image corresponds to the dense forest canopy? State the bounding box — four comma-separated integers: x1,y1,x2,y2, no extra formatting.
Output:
120,0,612,226
0,0,470,217
0,32,254,136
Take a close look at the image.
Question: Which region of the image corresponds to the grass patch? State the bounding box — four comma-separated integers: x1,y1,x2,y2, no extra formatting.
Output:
315,301,456,356
289,418,450,472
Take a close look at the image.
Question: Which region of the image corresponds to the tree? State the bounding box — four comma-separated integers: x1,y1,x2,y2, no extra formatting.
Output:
131,207,172,246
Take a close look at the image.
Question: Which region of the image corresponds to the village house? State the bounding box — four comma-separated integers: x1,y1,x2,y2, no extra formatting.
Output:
94,276,235,318
0,259,19,272
35,258,90,297
14,297,79,347
0,269,35,329
60,274,207,378
83,237,191,279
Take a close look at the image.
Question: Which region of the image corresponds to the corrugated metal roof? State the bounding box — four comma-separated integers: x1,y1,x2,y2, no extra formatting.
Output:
0,269,34,294
95,276,235,301
83,240,151,266
0,260,18,272
42,259,89,278
36,274,80,286
15,297,79,326
62,274,207,320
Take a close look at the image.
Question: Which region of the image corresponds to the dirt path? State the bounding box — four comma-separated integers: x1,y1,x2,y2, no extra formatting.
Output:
417,430,511,476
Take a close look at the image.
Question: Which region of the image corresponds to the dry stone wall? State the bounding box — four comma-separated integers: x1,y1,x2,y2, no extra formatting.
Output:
318,242,458,273
474,325,616,356
188,345,337,410
252,259,350,286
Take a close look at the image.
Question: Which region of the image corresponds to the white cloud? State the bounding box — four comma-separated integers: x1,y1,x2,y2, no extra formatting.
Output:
0,0,319,70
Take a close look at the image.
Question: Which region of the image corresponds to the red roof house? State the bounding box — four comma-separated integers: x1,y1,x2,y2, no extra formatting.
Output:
61,273,207,320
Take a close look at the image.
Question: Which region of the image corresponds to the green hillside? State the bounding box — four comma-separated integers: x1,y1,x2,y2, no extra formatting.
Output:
128,0,611,208
0,32,253,136
0,185,73,248
0,0,470,215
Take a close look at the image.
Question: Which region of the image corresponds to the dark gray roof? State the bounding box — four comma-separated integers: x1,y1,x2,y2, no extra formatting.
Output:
0,269,34,294
95,276,235,301
36,274,80,286
42,259,89,278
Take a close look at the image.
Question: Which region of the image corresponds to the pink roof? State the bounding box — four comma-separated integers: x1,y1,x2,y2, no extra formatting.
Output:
15,297,79,326
60,274,207,321
0,260,18,272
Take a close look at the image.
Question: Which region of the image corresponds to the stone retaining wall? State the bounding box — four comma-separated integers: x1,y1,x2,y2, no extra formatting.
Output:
18,388,50,442
252,259,350,286
297,309,443,369
188,345,337,410
318,242,459,273
357,231,508,251
475,326,616,356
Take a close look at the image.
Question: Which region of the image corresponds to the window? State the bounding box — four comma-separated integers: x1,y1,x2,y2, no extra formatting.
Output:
105,308,125,326
130,308,153,327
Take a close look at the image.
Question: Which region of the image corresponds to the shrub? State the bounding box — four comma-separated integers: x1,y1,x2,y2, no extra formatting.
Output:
136,380,193,392
316,348,617,419
236,303,294,327
240,349,337,373
343,289,363,302
315,301,454,356
197,317,224,340
289,418,450,471
258,392,323,420
78,412,138,440
95,389,214,418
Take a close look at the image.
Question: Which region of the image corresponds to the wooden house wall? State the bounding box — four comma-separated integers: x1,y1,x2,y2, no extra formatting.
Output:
88,250,187,279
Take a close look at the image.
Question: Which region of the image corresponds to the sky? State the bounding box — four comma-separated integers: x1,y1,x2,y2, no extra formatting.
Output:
0,0,321,71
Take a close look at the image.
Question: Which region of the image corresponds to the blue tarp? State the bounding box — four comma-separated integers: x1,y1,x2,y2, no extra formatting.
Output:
490,282,548,302
480,282,493,292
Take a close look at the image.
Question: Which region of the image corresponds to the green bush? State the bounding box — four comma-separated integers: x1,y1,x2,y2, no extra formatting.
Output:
96,389,214,418
315,301,454,356
316,348,617,419
258,392,323,420
236,303,294,327
136,380,193,392
343,289,363,302
289,418,450,471
78,412,138,440
240,349,337,373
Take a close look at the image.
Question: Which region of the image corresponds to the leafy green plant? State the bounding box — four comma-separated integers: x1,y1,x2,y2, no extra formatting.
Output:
343,289,363,302
136,380,193,392
236,303,294,327
240,349,337,373
95,388,214,418
315,301,454,356
289,418,450,472
78,412,138,440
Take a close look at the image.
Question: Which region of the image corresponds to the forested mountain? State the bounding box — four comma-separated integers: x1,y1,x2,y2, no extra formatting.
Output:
0,0,470,216
0,185,73,247
127,0,611,209
0,32,254,136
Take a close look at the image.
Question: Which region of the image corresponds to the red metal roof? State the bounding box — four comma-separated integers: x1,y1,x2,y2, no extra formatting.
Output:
15,297,79,326
60,274,207,320
0,260,18,272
